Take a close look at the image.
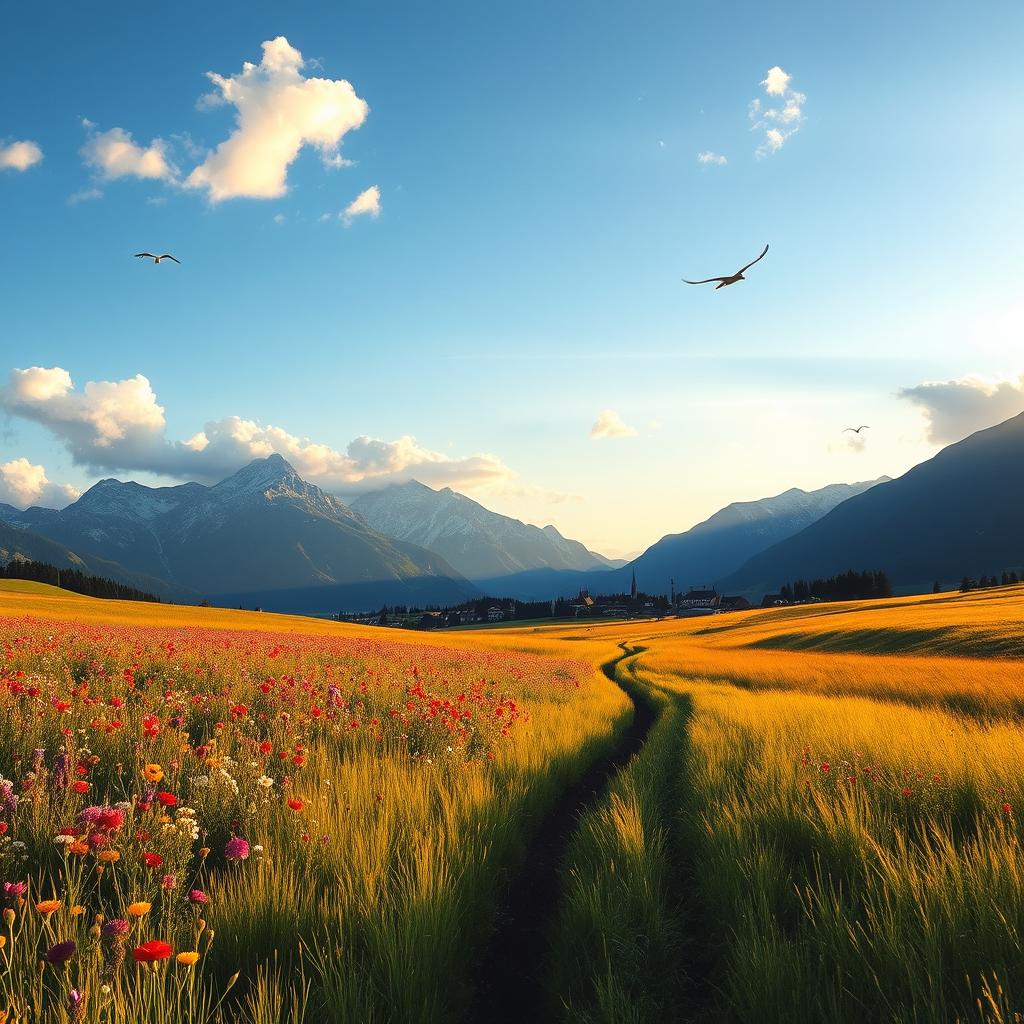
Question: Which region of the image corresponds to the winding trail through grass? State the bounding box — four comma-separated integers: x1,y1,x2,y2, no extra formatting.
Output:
469,642,658,1024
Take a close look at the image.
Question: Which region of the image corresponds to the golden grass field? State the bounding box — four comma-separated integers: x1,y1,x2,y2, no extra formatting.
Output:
2,580,1024,1021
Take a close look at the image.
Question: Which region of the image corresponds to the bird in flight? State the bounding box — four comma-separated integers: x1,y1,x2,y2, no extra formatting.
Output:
134,252,180,264
843,425,870,434
683,243,769,289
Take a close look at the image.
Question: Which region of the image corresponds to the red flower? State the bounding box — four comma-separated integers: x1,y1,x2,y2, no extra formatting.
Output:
143,852,164,869
259,741,273,755
133,940,172,962
901,787,913,797
72,781,90,794
156,792,177,807
291,755,305,767
1003,802,1013,814
287,799,303,812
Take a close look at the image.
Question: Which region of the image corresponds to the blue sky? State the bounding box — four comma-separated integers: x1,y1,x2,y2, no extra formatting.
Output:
2,0,1022,556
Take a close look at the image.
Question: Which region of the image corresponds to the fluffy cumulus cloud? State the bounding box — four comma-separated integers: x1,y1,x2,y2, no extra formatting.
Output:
696,151,727,165
343,184,381,221
590,410,638,440
0,458,79,509
0,367,518,496
0,140,43,172
749,66,806,157
898,374,1024,445
81,125,176,181
186,36,369,202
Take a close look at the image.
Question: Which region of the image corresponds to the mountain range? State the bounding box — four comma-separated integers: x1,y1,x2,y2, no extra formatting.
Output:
627,478,887,593
349,480,623,579
3,410,1023,612
721,410,1024,595
0,456,477,613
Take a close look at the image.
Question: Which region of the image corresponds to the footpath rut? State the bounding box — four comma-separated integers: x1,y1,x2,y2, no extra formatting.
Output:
468,642,658,1024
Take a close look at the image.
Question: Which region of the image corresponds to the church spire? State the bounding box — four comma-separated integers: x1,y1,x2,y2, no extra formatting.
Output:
630,568,637,600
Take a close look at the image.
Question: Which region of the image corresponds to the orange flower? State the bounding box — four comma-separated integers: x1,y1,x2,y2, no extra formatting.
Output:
176,951,200,966
68,841,89,856
97,850,120,863
70,905,85,916
143,763,164,783
36,900,62,915
127,901,151,917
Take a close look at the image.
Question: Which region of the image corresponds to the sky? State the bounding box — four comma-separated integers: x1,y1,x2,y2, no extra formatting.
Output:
1,1,1023,558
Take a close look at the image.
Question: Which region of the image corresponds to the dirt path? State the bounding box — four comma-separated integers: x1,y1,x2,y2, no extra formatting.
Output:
468,642,659,1024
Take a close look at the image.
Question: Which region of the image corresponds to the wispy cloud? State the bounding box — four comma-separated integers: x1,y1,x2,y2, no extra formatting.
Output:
750,66,806,157
697,151,727,165
590,410,638,440
0,140,43,172
898,373,1024,444
343,184,381,222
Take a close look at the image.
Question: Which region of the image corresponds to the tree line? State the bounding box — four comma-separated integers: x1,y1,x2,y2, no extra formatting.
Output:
778,569,892,603
957,571,1021,593
0,560,161,603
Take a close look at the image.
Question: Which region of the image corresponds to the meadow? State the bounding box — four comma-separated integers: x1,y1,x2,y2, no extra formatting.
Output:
3,582,1024,1022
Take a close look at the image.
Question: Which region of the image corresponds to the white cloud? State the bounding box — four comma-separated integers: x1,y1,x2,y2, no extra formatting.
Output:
762,66,791,96
0,458,80,509
343,184,381,221
750,66,806,157
81,125,176,181
590,410,638,440
697,151,727,165
1,366,519,496
0,140,43,172
898,373,1024,445
68,187,104,205
185,36,369,202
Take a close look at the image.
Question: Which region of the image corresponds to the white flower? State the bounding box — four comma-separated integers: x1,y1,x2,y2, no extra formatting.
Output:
53,834,75,845
257,775,275,789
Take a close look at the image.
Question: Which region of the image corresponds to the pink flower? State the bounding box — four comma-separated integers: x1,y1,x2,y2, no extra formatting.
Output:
224,836,250,862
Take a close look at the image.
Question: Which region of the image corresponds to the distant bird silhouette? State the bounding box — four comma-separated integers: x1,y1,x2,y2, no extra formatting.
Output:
843,425,870,434
134,252,180,264
683,243,769,289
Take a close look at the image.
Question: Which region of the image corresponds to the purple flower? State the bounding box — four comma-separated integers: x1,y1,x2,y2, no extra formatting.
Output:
224,836,250,862
45,939,77,965
52,751,70,789
188,888,209,905
31,748,45,772
102,918,130,938
2,881,27,900
68,989,84,1007
77,805,104,825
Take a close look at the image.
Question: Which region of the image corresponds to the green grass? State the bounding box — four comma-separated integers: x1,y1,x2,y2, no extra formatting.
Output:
549,654,692,1023
0,579,86,597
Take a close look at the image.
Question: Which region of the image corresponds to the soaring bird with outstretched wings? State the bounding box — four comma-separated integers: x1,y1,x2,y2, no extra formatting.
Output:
683,243,769,289
134,253,180,264
843,425,870,434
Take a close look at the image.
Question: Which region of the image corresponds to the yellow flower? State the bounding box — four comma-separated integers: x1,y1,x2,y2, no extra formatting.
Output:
143,763,164,783
176,951,200,966
35,899,62,915
127,901,152,917
0,935,6,949
97,850,120,863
